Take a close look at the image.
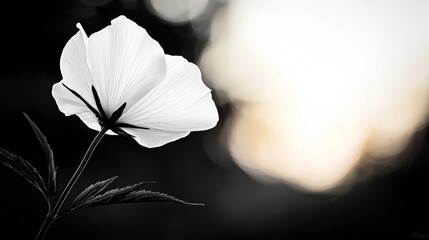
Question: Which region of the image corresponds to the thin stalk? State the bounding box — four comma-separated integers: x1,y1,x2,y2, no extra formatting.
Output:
35,126,109,240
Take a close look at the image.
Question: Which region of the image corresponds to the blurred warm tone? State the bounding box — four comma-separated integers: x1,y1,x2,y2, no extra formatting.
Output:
200,0,429,192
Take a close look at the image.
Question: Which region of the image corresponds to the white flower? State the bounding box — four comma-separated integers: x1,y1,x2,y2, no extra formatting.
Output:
52,16,218,148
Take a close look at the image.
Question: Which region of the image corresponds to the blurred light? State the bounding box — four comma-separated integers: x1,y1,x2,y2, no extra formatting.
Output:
147,0,209,24
201,0,429,192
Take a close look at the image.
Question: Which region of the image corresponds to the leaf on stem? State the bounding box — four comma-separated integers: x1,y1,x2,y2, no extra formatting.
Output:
72,176,118,209
70,180,202,211
0,147,48,200
119,190,204,206
23,113,57,202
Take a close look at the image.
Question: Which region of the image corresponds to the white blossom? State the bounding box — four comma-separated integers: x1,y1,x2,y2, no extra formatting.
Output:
52,16,218,147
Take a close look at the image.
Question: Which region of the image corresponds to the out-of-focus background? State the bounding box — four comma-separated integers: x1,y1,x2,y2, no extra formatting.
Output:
1,0,429,239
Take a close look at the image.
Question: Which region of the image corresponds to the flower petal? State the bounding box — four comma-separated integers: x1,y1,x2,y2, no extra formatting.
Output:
123,128,190,148
59,23,95,109
120,55,219,132
86,15,167,116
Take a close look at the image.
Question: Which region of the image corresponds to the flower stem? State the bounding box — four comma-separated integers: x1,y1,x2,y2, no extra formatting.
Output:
35,126,109,240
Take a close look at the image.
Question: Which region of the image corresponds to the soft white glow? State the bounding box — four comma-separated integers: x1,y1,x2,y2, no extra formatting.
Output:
148,0,209,24
201,0,429,192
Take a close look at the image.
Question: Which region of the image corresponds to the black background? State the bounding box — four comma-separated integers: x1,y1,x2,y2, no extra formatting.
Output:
0,1,428,239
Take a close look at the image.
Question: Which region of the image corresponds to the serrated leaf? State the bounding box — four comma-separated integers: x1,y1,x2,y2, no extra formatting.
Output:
72,181,150,210
23,113,56,201
0,147,48,201
119,190,204,206
72,176,118,209
70,181,203,211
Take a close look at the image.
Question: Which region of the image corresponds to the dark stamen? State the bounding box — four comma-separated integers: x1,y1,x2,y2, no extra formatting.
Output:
62,83,102,120
114,123,149,130
63,84,150,133
108,102,127,126
91,86,107,122
111,127,136,138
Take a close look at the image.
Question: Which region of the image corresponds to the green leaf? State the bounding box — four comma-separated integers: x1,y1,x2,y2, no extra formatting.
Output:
23,113,56,202
0,147,48,201
70,181,202,211
72,176,118,209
